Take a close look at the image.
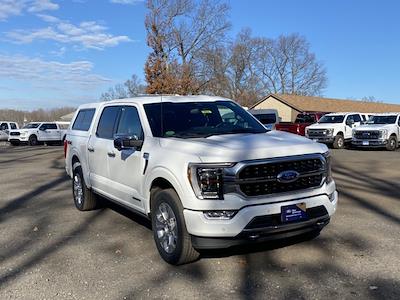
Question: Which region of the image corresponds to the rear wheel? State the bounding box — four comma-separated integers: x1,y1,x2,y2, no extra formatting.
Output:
28,135,38,146
386,136,397,151
333,134,345,149
72,165,99,211
151,188,199,265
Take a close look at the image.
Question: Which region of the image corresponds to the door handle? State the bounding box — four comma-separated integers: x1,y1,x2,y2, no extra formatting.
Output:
88,146,95,152
107,151,116,157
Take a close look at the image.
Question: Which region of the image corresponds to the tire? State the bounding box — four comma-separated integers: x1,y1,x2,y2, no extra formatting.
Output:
333,134,345,149
72,165,99,211
151,188,199,265
28,135,38,146
386,136,397,151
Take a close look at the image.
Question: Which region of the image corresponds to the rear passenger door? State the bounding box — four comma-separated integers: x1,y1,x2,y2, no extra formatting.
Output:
87,106,120,195
38,123,60,141
107,105,145,211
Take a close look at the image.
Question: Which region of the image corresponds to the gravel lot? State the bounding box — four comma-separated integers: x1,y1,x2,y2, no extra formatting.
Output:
0,145,399,299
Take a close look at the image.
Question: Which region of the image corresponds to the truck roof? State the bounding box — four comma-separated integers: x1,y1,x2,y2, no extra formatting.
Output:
324,112,362,116
77,95,233,110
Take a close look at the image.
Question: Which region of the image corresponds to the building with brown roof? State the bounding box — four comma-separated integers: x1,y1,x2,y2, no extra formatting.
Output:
250,94,400,122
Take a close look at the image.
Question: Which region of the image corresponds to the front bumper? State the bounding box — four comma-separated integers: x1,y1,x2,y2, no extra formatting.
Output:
306,136,334,143
183,191,338,248
352,139,387,148
9,136,29,142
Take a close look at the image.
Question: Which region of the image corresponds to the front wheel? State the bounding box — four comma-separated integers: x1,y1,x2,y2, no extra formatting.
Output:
28,135,38,146
386,136,397,151
151,188,199,265
333,135,345,149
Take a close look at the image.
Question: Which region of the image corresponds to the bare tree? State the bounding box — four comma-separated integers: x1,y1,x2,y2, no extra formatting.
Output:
256,34,327,96
100,75,146,100
144,0,230,94
0,107,76,126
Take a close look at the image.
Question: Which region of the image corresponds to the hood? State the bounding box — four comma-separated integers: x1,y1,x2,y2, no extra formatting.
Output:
160,131,327,163
10,128,36,133
354,124,393,131
306,123,340,129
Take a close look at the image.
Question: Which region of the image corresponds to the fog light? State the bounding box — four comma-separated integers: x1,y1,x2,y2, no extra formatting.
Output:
204,210,237,220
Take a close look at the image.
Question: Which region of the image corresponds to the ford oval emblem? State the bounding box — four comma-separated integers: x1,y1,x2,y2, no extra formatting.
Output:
277,170,300,183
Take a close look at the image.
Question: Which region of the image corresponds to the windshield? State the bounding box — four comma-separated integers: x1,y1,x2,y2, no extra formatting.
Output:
367,115,397,124
318,115,344,123
253,113,276,125
23,123,40,129
144,101,267,138
295,114,316,123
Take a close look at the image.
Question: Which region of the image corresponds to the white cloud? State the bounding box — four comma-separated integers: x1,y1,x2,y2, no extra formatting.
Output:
5,19,132,50
0,0,25,21
0,0,59,21
110,0,143,4
0,54,111,86
28,0,59,13
36,13,59,23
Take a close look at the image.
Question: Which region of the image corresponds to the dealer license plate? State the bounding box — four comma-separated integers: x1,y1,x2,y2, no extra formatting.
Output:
281,203,308,223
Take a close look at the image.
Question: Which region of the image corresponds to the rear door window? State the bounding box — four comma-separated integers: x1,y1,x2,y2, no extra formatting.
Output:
72,109,96,131
96,106,120,139
40,123,57,130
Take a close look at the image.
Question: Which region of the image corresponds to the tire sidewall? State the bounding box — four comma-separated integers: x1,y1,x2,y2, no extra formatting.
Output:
387,136,397,151
72,165,86,210
151,189,185,265
334,135,344,149
29,135,38,146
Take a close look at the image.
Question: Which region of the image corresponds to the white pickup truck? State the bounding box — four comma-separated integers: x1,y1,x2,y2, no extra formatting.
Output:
64,95,338,265
305,112,363,149
8,121,69,146
352,113,400,151
0,121,19,141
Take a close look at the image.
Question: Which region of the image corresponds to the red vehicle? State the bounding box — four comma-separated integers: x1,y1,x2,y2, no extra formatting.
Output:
275,112,326,136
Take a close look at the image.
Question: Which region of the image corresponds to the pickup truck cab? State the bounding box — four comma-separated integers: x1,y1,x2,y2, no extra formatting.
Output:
0,121,19,141
305,112,363,149
276,112,325,136
249,109,279,130
9,121,69,146
65,95,338,265
352,113,400,151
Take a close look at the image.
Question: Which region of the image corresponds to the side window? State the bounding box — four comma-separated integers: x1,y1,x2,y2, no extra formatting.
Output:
398,116,400,126
10,123,17,129
39,124,46,130
0,123,8,130
354,114,362,123
346,115,356,125
96,106,120,139
47,123,58,130
115,106,144,139
72,109,95,131
361,115,367,122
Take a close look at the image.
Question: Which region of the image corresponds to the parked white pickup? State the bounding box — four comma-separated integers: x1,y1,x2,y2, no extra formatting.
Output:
352,113,400,151
305,112,364,149
0,121,19,141
8,122,69,146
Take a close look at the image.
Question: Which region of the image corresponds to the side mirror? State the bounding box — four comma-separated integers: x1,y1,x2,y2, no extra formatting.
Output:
346,119,355,126
114,135,143,151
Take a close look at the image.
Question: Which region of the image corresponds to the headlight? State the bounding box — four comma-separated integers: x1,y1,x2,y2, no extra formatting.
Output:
188,163,233,200
325,129,334,136
323,151,333,183
379,129,388,139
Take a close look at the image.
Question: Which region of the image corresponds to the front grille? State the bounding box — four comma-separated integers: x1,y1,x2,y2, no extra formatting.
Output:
239,174,323,196
239,158,323,180
353,130,380,140
10,132,20,136
307,129,328,138
230,155,326,197
244,205,329,229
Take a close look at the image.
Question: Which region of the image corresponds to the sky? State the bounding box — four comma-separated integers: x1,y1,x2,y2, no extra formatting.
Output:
1,0,400,110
